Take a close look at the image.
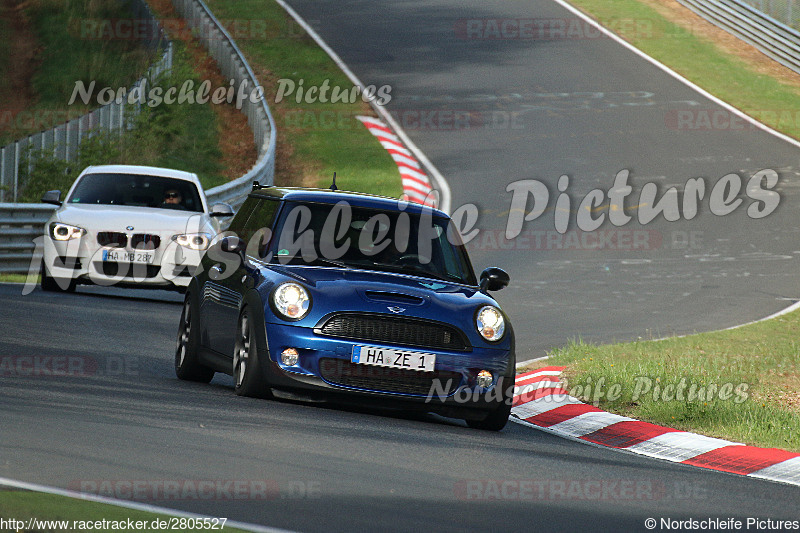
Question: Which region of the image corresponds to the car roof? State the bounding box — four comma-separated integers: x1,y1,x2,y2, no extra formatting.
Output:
249,186,448,217
79,165,200,184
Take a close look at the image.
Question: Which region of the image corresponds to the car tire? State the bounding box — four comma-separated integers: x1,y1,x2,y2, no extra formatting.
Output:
466,399,512,431
40,261,76,293
175,293,214,383
233,307,272,399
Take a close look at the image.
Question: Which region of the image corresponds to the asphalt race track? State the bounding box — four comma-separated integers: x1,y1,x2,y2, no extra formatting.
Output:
3,0,800,531
2,284,800,532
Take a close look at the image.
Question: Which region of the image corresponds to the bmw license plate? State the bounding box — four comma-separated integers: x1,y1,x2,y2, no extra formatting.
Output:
351,345,436,372
102,249,154,264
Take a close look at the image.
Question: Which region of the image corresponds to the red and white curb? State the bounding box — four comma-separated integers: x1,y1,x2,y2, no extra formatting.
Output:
357,116,437,208
512,367,800,487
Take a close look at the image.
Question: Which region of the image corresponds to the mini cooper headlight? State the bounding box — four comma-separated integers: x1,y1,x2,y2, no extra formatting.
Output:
172,232,212,251
272,282,310,320
50,222,85,241
476,305,505,342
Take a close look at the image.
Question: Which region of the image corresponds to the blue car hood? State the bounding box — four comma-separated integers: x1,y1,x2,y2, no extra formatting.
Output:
256,264,506,347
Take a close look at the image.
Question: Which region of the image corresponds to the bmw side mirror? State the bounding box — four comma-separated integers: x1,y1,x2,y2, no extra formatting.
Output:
480,267,510,292
41,190,62,206
210,202,234,217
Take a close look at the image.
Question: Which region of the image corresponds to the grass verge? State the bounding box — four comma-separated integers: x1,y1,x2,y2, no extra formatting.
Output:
0,273,34,284
0,0,151,145
16,41,226,202
203,0,403,197
526,309,800,452
568,0,800,139
0,490,249,533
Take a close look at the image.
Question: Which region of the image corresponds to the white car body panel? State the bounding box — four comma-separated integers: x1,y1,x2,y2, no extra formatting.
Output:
42,165,224,290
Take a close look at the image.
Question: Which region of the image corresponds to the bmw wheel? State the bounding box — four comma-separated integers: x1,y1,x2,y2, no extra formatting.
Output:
40,261,76,293
233,307,271,398
175,294,214,383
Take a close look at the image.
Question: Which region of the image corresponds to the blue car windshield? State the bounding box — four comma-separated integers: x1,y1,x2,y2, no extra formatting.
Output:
266,201,478,286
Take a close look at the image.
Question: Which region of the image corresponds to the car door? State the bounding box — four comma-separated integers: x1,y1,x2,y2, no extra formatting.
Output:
205,197,280,358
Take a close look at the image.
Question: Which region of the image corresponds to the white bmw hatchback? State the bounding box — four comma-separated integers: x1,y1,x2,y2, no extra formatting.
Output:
40,164,233,292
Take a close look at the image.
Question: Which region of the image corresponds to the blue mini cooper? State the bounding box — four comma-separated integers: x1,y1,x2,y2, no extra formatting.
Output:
175,184,515,430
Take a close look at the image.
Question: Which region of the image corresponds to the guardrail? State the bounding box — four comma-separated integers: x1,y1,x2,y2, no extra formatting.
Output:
0,204,54,274
740,0,798,30
0,0,276,275
0,0,172,203
677,0,800,74
174,0,276,208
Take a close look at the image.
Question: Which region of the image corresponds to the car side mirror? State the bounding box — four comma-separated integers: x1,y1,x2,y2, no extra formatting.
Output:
480,267,510,292
41,190,62,206
210,202,234,217
220,235,246,256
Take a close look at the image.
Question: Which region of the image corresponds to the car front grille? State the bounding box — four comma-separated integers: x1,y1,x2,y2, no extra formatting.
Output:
318,358,462,396
315,313,470,351
94,262,161,279
131,233,161,250
97,232,127,247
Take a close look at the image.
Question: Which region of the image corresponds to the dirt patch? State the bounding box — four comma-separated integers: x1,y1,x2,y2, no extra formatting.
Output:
638,0,800,91
753,370,800,416
147,0,256,181
0,0,41,132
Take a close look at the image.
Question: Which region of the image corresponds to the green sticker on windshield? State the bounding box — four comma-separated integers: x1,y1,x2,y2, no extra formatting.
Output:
278,249,289,256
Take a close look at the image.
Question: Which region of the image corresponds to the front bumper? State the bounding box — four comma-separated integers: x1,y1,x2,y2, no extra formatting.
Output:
43,236,201,288
260,321,514,416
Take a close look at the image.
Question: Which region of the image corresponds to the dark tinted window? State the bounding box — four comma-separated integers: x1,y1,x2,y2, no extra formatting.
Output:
268,201,477,285
227,196,258,235
67,173,204,213
240,198,280,258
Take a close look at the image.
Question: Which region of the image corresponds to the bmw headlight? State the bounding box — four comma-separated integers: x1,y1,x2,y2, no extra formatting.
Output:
50,222,85,241
476,305,505,342
172,232,212,251
272,282,311,320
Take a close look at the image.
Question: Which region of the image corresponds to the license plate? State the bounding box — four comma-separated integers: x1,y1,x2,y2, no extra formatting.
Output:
102,249,155,264
351,345,436,372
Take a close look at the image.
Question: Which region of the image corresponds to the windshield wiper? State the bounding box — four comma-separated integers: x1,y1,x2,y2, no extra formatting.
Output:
273,255,350,269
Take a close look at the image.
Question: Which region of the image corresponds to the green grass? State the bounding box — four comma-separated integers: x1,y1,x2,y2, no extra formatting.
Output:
0,0,152,145
5,0,227,198
569,0,800,139
27,0,153,109
16,41,226,202
0,490,249,533
536,311,800,452
203,0,402,197
0,273,34,284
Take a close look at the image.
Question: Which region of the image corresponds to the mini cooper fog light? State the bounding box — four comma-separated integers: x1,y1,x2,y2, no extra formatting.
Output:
476,370,493,388
281,348,299,366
